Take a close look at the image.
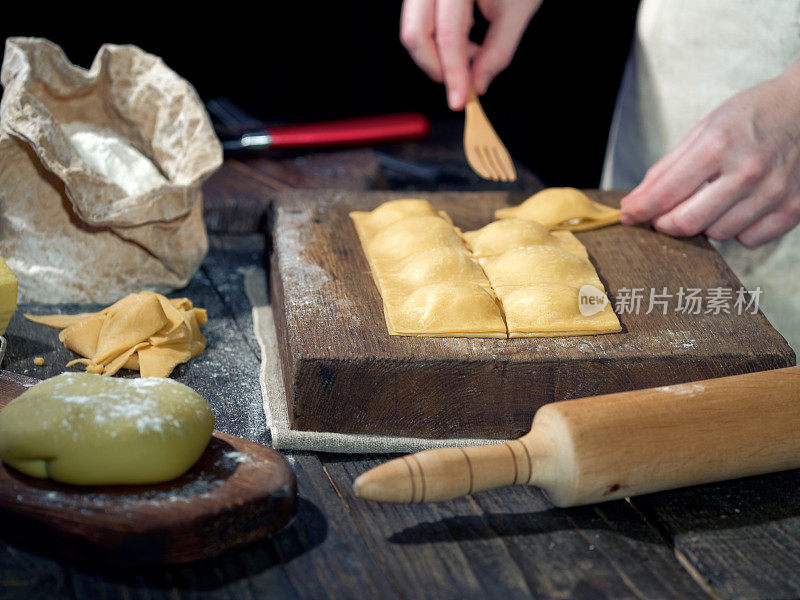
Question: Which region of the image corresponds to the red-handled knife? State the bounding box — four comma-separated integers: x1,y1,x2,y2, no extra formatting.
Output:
221,113,431,151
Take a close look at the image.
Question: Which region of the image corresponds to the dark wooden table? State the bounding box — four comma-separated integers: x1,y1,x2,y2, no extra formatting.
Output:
2,130,800,599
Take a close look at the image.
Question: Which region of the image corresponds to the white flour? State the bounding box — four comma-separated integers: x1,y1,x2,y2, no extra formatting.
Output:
63,122,168,196
276,209,336,318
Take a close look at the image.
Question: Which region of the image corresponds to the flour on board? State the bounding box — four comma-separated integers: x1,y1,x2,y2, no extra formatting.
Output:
277,210,335,318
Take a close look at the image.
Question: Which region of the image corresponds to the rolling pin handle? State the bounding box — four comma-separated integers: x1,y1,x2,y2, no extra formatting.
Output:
353,437,535,503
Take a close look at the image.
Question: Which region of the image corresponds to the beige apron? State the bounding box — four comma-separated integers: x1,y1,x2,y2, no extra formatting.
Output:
602,0,800,356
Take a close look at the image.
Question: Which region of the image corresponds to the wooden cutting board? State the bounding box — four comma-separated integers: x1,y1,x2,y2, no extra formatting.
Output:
269,189,796,440
0,371,297,566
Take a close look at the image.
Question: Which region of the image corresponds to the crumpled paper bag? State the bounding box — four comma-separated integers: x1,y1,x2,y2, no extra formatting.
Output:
0,37,223,303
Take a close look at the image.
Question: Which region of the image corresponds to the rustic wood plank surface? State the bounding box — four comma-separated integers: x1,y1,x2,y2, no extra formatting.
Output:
270,189,794,439
631,470,800,599
2,148,800,599
323,454,710,599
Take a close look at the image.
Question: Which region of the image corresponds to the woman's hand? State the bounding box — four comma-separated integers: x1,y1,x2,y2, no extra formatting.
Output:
400,0,541,110
620,59,800,248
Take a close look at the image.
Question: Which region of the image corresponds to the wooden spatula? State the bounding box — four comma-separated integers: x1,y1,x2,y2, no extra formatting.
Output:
463,89,517,182
354,366,800,507
0,371,297,566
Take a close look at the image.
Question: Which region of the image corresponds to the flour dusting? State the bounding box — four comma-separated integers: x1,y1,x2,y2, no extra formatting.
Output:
277,209,335,318
656,383,706,396
63,122,168,196
12,373,211,438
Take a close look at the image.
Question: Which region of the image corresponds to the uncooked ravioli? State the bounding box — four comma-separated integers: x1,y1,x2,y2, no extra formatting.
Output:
481,246,604,289
350,198,621,338
463,218,589,260
352,201,499,336
388,282,506,337
366,215,465,264
550,231,590,260
378,246,491,294
464,219,559,257
350,199,442,240
495,188,620,231
497,283,621,337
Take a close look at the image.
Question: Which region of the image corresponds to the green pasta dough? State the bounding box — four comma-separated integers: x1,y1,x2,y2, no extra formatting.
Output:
0,373,214,485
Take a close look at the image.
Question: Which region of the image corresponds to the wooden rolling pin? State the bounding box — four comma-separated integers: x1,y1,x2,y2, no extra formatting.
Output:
353,366,800,507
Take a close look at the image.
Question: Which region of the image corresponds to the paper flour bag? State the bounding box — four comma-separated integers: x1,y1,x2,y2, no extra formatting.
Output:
0,37,222,303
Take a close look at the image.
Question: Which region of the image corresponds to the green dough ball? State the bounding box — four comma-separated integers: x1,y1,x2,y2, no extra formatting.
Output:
0,373,215,485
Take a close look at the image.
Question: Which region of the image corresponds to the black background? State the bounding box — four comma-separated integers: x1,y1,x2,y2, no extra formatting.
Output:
2,1,640,187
